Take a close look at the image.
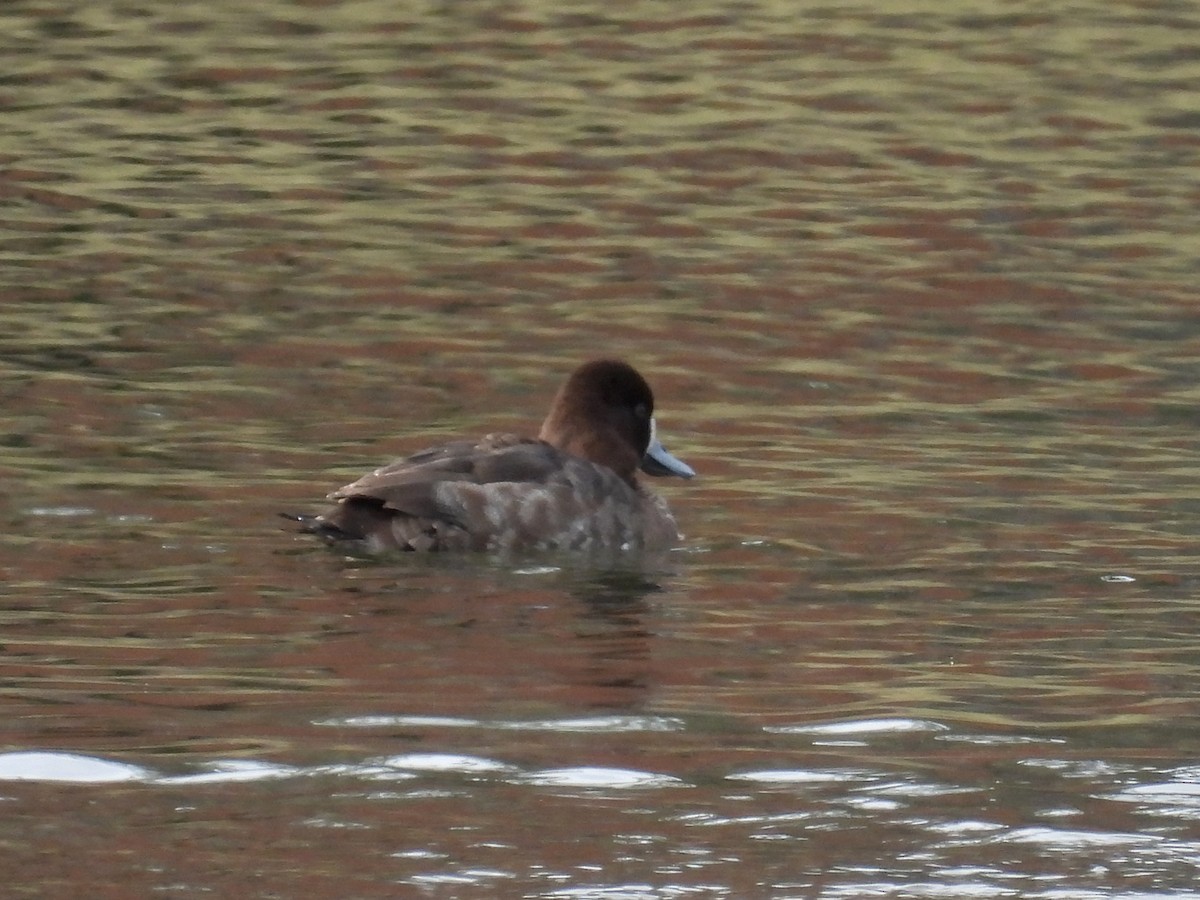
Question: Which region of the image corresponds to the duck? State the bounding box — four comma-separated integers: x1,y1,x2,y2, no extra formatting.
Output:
287,359,694,553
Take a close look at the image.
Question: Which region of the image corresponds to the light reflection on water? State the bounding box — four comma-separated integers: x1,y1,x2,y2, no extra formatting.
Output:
5,718,1200,894
3,0,1200,895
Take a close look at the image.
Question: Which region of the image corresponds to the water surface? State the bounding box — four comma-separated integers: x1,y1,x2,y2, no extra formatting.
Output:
3,0,1200,896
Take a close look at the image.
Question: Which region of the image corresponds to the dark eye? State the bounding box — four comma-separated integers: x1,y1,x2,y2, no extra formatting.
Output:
633,402,649,420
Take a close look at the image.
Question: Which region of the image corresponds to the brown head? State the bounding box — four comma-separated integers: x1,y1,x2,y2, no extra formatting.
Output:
538,359,694,484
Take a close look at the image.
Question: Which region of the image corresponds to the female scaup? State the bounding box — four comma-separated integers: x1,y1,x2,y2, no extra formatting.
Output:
289,359,694,552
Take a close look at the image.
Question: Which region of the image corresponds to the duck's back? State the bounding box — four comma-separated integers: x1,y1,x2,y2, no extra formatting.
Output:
307,433,679,552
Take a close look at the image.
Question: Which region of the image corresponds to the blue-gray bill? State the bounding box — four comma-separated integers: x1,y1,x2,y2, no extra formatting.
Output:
640,418,695,479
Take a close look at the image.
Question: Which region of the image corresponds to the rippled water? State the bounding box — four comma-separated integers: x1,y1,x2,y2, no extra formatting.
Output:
3,0,1200,896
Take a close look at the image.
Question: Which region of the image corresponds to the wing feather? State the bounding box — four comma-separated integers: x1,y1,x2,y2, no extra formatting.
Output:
328,434,567,522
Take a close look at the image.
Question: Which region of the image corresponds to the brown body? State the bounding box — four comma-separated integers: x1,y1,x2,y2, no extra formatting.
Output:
294,360,693,553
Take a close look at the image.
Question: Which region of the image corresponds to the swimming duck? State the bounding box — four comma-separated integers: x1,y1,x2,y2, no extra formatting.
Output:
288,359,694,552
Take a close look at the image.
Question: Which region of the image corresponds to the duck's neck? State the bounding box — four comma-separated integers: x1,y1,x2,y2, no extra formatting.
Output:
539,417,639,485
